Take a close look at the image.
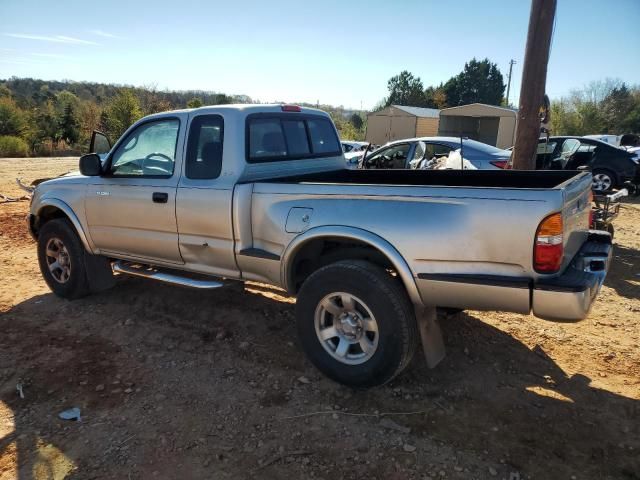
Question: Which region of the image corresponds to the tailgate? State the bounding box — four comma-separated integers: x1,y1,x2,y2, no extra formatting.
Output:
559,172,592,271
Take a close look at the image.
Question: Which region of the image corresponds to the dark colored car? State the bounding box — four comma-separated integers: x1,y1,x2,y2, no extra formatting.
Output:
537,136,640,192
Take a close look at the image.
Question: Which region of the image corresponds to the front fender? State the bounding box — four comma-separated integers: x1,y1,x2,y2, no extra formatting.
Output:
281,225,424,306
32,198,94,253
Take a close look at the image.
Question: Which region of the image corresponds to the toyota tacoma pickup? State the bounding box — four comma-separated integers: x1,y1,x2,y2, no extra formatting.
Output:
28,104,612,387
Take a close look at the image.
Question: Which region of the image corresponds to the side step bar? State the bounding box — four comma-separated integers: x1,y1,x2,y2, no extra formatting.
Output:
112,261,224,289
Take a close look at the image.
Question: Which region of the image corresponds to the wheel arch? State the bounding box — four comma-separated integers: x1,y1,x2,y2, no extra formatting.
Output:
32,199,93,253
281,226,424,306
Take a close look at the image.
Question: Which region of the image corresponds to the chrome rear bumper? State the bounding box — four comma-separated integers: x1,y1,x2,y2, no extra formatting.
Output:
532,231,612,321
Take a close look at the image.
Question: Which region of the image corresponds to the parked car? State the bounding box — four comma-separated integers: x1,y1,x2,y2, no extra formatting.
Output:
536,136,640,192
361,137,512,170
341,140,369,168
29,105,610,387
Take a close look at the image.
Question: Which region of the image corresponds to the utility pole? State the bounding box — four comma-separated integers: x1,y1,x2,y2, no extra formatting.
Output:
511,0,557,170
505,59,516,106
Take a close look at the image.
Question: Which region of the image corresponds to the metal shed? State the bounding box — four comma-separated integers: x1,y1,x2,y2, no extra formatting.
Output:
438,103,517,149
365,105,440,145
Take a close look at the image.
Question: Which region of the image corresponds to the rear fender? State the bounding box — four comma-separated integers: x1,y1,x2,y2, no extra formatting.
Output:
281,225,424,306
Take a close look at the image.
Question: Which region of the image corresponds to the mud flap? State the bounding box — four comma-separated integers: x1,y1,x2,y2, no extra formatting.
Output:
84,253,116,293
415,306,445,368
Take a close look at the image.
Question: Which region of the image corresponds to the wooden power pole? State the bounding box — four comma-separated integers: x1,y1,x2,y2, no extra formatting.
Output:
511,0,557,170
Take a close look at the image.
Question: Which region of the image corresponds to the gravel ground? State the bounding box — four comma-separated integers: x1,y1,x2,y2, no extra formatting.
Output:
0,158,638,480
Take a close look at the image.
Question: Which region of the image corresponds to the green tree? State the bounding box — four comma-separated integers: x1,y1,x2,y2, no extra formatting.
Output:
424,85,448,109
601,84,634,133
104,89,142,139
349,113,363,130
187,97,203,108
443,58,505,106
0,97,27,136
385,71,426,107
59,102,80,145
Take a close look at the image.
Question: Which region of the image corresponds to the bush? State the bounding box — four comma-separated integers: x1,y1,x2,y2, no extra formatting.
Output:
0,135,29,157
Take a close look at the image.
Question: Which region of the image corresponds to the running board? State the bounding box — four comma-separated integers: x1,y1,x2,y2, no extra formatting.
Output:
112,261,224,289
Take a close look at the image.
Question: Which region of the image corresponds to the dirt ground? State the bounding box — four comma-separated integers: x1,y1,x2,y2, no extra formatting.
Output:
0,157,638,480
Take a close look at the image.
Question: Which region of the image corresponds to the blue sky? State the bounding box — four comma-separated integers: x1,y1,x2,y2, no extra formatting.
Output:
1,0,638,109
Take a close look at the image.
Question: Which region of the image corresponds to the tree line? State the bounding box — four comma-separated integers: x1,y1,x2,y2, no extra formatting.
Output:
0,77,366,156
549,79,640,136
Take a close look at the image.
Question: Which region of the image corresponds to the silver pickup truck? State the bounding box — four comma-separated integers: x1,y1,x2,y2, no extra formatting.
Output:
29,104,612,387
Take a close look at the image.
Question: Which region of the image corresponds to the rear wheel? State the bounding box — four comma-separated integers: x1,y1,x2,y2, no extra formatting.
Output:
296,260,418,387
38,219,90,299
592,169,616,192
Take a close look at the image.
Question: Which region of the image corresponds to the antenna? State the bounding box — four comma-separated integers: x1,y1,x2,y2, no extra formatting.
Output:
506,59,517,106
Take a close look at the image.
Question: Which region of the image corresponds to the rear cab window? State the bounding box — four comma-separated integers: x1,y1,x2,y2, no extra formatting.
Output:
247,113,341,162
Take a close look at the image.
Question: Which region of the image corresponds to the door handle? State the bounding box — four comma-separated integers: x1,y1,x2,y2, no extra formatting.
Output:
152,192,168,203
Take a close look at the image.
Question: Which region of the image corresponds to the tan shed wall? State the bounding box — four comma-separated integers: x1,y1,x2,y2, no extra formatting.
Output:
496,116,517,149
366,106,422,144
415,118,440,137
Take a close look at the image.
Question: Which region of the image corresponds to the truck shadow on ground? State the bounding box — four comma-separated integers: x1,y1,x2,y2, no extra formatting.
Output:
0,278,638,479
606,243,640,300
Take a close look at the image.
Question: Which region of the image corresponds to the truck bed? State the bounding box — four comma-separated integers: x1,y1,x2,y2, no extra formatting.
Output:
258,169,582,189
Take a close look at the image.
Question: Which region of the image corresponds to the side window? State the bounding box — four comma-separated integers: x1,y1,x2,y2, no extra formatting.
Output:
343,143,353,153
367,144,410,168
537,141,557,155
425,143,454,159
110,119,179,177
307,117,341,155
185,115,224,180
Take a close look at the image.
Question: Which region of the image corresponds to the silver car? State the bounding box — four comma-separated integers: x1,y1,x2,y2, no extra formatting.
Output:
361,137,512,170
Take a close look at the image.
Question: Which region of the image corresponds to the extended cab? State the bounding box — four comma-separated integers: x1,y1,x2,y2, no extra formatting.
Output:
29,105,612,387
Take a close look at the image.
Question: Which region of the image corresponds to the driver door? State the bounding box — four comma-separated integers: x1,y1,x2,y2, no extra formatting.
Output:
84,115,186,264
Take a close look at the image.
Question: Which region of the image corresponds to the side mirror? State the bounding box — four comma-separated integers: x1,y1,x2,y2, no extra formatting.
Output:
79,153,102,176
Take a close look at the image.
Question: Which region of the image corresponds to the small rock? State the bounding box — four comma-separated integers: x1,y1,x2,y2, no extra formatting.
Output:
95,384,105,392
239,341,250,350
403,444,416,452
489,467,497,476
454,466,463,472
124,388,133,394
297,376,311,384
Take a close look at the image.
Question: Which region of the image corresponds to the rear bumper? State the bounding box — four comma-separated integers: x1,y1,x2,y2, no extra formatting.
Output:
414,231,612,322
532,231,612,321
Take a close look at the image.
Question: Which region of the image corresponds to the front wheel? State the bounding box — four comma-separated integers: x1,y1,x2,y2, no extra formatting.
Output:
37,218,91,299
296,260,418,387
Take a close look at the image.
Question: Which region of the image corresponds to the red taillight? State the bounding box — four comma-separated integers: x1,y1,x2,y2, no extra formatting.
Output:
281,105,301,112
534,213,564,273
490,160,510,169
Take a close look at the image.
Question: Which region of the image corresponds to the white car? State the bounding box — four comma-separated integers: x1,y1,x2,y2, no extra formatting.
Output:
341,141,370,168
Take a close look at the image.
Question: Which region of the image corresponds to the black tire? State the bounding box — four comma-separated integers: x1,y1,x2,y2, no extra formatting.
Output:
295,260,418,388
37,218,90,299
591,169,617,193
